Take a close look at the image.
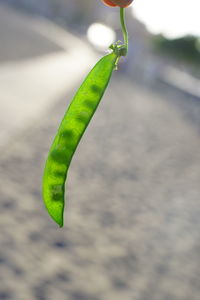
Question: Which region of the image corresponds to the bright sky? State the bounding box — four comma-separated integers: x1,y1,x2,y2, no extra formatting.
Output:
132,0,200,39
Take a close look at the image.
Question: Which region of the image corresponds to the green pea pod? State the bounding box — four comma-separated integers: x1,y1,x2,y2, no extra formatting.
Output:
42,52,118,227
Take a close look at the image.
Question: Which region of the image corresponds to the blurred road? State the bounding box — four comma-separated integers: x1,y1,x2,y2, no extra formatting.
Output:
0,3,97,147
1,3,200,300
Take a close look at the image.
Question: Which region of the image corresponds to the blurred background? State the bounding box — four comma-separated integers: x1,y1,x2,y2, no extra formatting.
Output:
0,0,200,299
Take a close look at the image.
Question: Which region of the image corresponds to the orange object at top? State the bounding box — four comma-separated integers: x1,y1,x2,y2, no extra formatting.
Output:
102,0,133,8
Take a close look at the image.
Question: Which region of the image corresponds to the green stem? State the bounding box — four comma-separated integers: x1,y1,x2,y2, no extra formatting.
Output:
120,7,128,54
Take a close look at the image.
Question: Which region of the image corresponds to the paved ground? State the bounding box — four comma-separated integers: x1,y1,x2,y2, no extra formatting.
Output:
1,4,200,300
0,3,97,147
0,4,61,63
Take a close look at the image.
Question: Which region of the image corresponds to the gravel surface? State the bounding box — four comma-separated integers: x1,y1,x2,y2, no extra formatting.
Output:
0,73,200,300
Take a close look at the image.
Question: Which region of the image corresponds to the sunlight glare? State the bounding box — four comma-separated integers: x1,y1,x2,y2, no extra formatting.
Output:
87,23,116,49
